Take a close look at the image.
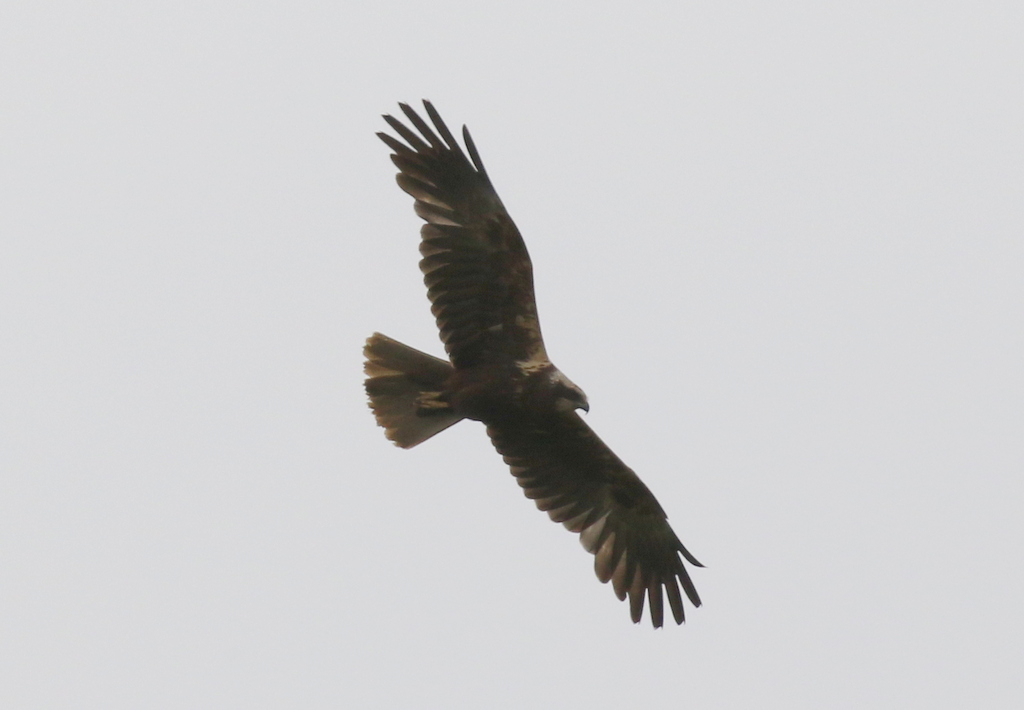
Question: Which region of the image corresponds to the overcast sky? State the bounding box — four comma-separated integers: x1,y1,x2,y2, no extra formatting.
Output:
2,2,1023,708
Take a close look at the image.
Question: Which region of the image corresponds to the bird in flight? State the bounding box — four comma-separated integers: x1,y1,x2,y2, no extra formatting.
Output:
364,101,702,627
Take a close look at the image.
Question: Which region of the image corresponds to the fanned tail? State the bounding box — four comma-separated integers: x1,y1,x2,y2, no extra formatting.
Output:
363,333,462,448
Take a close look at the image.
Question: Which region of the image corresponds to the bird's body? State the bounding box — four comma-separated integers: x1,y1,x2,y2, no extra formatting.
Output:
364,102,702,627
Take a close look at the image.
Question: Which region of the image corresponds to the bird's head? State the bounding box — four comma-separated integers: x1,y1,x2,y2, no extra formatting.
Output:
551,370,590,414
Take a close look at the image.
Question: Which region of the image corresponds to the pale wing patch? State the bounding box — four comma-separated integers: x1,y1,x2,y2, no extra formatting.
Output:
512,314,548,373
516,357,550,375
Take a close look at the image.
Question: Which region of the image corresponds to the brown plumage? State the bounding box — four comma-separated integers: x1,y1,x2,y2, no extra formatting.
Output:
364,101,702,627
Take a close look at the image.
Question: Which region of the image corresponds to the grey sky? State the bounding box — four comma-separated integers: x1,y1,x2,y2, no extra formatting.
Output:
2,2,1022,707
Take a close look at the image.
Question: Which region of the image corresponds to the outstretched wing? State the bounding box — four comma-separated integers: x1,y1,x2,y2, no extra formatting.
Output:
378,101,547,370
488,415,703,628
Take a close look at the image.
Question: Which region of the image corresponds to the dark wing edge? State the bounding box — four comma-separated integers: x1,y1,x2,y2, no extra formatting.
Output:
377,101,547,369
487,416,703,628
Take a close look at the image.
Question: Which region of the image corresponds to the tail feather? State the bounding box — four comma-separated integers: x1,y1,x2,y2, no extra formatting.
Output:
363,333,462,448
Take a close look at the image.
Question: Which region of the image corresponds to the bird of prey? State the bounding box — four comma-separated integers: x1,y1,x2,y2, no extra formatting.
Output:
364,101,702,627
